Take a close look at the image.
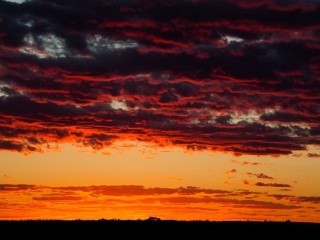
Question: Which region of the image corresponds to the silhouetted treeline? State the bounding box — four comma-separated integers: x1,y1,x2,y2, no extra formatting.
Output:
0,219,319,240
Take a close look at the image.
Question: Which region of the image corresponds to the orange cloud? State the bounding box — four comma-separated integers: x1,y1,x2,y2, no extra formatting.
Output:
1,184,318,221
243,179,250,185
225,169,237,174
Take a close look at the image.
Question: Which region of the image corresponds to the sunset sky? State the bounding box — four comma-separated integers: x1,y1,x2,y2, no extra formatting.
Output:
0,0,320,222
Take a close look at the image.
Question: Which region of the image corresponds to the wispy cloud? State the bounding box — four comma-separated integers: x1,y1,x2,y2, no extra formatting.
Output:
231,160,262,166
255,182,292,188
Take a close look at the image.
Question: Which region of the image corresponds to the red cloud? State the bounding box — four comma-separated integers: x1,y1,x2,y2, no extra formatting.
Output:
33,196,83,201
242,179,250,185
0,0,319,156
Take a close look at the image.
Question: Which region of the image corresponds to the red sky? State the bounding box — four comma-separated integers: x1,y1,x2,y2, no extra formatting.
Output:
0,0,320,222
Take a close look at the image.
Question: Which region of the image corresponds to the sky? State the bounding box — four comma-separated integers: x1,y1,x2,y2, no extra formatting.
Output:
0,0,320,222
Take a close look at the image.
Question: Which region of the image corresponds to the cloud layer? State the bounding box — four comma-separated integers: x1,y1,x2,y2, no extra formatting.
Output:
1,184,319,221
0,0,319,155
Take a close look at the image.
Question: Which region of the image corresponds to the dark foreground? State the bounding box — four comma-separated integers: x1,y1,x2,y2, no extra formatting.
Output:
1,220,319,240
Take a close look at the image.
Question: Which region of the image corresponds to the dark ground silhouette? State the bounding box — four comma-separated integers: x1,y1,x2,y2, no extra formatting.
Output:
0,219,319,240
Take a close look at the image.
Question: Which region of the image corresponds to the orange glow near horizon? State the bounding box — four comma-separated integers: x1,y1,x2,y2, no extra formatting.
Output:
1,141,320,222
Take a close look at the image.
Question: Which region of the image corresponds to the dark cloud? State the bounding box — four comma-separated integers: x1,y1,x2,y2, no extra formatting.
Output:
255,182,292,188
0,0,319,155
296,196,320,204
247,172,274,180
268,194,320,204
0,139,24,152
307,153,320,158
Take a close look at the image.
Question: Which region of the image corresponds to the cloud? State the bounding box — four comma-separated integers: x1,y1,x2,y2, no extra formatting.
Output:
231,160,261,166
225,169,237,174
255,182,292,188
0,184,36,191
247,173,274,180
33,195,83,201
268,194,320,204
142,196,300,210
0,0,319,155
50,185,230,197
3,0,27,4
1,183,310,220
307,153,320,158
242,179,250,185
296,196,320,204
